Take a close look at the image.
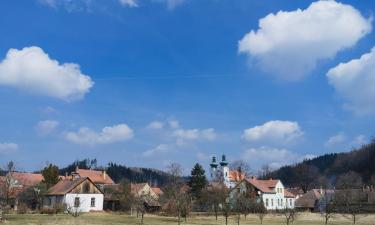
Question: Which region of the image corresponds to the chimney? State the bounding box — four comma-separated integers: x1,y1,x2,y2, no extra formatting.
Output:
102,170,106,180
75,166,79,172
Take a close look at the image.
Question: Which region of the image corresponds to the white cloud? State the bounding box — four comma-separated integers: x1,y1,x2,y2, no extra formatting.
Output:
352,135,367,148
168,119,180,129
153,0,186,10
143,144,170,157
0,143,18,154
146,121,164,129
35,120,59,136
37,0,93,12
119,0,138,7
325,132,346,147
65,124,133,145
0,46,93,101
238,0,371,81
327,47,375,115
173,128,216,142
242,120,303,144
243,147,299,169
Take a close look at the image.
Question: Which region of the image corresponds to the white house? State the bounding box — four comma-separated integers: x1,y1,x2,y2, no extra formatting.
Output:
44,177,104,213
230,177,295,210
210,155,245,188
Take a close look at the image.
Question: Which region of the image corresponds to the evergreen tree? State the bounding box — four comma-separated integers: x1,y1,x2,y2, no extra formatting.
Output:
188,163,207,199
42,164,59,189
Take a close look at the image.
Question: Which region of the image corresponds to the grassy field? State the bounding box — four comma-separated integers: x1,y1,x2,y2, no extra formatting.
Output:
2,212,375,225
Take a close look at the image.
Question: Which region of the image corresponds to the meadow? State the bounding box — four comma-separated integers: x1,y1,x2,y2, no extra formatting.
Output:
1,212,375,225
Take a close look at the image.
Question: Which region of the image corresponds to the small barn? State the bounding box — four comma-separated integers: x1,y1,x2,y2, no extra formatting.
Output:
44,177,103,213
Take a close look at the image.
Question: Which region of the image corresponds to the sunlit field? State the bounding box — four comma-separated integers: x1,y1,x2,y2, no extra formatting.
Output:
2,212,375,225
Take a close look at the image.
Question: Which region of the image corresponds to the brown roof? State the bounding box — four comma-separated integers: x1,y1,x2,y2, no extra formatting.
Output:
295,189,334,209
131,183,148,195
11,172,44,187
46,177,87,196
228,171,246,182
151,187,164,196
76,169,114,185
246,178,279,193
284,189,295,198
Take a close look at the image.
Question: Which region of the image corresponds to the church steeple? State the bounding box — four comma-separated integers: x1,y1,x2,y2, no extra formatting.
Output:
210,156,218,168
220,154,228,167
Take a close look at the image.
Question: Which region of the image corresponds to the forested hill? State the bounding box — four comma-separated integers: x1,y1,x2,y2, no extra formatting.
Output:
58,159,170,186
267,140,375,190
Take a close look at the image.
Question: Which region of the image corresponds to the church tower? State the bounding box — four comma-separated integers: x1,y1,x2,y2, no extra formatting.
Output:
209,156,218,180
220,154,230,186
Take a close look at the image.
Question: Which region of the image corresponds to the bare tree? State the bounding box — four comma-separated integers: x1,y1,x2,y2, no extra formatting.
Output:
281,207,298,225
254,201,267,224
319,190,336,225
230,160,252,178
0,161,15,220
294,164,319,193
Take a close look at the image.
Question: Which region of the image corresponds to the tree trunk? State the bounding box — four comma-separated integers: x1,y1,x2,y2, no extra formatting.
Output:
225,216,228,225
237,213,240,225
140,213,144,225
178,211,181,225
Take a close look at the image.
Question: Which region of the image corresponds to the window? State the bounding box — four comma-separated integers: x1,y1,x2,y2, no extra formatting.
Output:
277,199,280,206
74,197,80,207
281,199,283,206
91,197,96,207
265,199,269,207
289,199,293,207
271,199,274,207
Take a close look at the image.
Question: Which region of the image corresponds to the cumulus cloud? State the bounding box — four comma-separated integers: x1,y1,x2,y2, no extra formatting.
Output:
242,120,303,144
238,0,371,81
146,121,164,129
352,135,367,148
325,132,346,147
65,124,133,145
327,47,375,115
173,128,216,142
119,0,138,7
168,119,180,129
0,46,93,101
0,143,18,154
153,0,186,10
35,120,59,136
244,146,311,169
143,144,170,157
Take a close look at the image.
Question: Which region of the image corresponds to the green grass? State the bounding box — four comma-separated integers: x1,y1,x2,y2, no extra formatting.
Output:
2,212,375,225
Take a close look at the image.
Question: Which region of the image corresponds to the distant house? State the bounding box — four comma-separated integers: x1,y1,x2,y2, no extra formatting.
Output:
44,177,103,213
10,172,44,188
230,177,295,210
103,183,163,211
73,167,114,189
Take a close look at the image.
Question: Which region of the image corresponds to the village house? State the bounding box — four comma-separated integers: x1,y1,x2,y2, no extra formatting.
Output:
229,177,295,210
44,177,104,213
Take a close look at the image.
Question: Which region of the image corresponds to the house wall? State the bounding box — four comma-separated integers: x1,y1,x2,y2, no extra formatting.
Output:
65,193,103,212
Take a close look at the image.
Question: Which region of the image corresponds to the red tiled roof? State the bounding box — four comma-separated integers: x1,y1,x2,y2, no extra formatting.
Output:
228,171,246,182
246,178,279,193
76,169,114,185
11,172,44,187
151,187,164,196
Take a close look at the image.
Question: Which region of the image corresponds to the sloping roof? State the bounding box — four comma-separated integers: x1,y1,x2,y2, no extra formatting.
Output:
11,172,44,187
246,178,279,193
151,187,164,196
131,183,148,195
287,188,304,196
76,169,114,185
284,189,295,198
295,189,320,209
228,170,246,182
46,177,103,196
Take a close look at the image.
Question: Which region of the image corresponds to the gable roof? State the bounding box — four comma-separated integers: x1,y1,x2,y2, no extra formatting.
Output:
151,187,164,196
131,183,148,195
46,177,103,196
295,189,334,208
11,172,44,187
246,178,280,193
75,169,114,185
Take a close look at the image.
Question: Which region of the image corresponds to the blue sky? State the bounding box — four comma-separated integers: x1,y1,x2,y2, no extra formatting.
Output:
0,0,375,174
